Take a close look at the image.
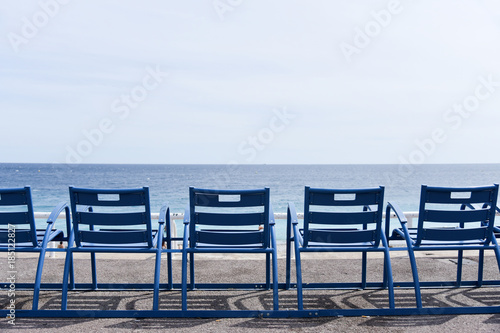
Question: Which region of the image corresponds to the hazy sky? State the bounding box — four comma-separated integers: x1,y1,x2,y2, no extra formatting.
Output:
1,0,500,164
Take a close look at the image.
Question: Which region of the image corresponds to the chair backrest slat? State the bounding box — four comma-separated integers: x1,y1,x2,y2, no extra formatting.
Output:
308,189,381,207
189,187,270,248
78,230,149,245
0,230,34,244
308,229,376,244
422,227,487,242
69,187,153,248
0,190,29,205
73,190,147,207
0,212,31,225
416,184,499,245
424,209,490,224
0,187,37,247
426,186,494,204
197,230,263,246
195,212,264,226
303,186,384,247
79,212,148,226
308,211,378,225
193,189,265,207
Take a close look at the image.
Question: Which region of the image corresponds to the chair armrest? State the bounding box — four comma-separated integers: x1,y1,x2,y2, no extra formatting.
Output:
269,205,275,225
158,202,169,225
182,206,190,249
287,202,299,225
385,201,407,243
287,202,303,246
46,201,69,224
386,201,407,225
47,201,71,239
182,222,190,250
493,207,500,233
386,201,418,246
38,201,70,248
183,206,190,225
156,202,169,248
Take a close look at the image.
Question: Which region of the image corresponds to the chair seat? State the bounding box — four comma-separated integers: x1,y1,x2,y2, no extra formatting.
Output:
301,228,379,246
0,229,63,248
391,227,488,246
195,229,264,247
37,229,65,242
78,242,152,248
303,241,378,248
193,243,268,249
77,229,160,248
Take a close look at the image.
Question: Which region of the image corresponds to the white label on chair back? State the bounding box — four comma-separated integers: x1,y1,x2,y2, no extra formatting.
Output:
450,192,471,199
334,193,356,201
219,195,241,202
97,194,120,201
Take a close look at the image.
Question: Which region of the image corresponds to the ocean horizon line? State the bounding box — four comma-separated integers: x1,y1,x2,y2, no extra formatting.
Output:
2,162,500,166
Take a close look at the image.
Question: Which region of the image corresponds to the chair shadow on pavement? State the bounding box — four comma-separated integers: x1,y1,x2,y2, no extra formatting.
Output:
484,314,500,325
106,318,218,330
0,317,96,330
2,286,500,330
360,315,454,328
40,291,128,311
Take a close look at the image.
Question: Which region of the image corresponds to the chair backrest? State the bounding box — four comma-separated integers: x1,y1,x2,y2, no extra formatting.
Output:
0,187,38,247
303,186,385,247
416,184,499,246
189,187,271,248
69,187,153,248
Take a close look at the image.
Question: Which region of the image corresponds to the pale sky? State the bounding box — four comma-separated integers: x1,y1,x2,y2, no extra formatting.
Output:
1,0,500,164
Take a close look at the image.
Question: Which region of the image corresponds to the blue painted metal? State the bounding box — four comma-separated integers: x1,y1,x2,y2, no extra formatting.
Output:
286,186,395,311
387,184,500,308
3,185,500,318
0,186,71,310
3,306,500,318
182,187,279,311
61,187,177,312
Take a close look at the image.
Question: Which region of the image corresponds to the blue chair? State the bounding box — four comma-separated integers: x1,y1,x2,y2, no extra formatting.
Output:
286,186,394,310
181,187,279,311
0,186,70,310
61,187,172,311
387,184,500,308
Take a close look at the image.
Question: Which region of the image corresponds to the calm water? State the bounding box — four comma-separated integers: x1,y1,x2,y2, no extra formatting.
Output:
1,163,499,240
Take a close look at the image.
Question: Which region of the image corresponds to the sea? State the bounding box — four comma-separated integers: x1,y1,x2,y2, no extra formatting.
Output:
1,163,499,241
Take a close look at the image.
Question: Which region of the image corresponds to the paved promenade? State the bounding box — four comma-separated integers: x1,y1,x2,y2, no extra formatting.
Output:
1,249,500,332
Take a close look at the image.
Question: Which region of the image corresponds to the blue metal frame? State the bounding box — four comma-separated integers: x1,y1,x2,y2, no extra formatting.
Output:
182,187,279,311
285,186,395,310
4,306,500,318
2,185,500,318
61,187,176,311
387,184,500,308
0,186,71,310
